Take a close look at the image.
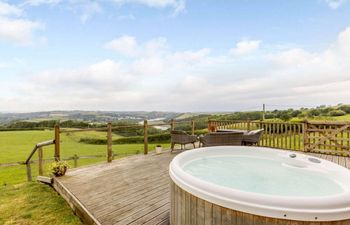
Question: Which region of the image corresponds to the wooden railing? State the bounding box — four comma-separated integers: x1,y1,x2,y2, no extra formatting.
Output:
21,120,195,181
209,120,350,155
24,139,55,181
57,119,196,159
19,119,350,182
257,121,304,151
304,121,350,155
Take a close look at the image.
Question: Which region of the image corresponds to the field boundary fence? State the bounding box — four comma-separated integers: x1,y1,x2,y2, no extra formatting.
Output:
1,119,350,182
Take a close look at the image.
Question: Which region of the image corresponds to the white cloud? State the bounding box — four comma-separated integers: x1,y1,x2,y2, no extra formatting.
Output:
144,37,168,56
3,27,350,112
111,0,185,14
172,48,211,63
31,59,132,89
325,0,346,9
104,36,168,57
104,35,138,56
0,1,22,16
0,16,44,45
22,0,102,23
23,0,185,23
0,1,44,45
24,0,186,12
267,48,314,66
78,1,102,23
230,40,261,56
22,0,61,6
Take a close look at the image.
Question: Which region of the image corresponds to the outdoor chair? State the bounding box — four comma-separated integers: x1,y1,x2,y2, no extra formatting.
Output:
242,129,264,146
199,132,244,147
170,130,197,152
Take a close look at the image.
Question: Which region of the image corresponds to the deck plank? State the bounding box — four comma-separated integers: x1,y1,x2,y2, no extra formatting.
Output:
56,151,177,225
54,149,350,225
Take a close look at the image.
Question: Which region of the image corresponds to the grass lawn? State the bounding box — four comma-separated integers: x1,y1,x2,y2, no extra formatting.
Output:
0,182,82,225
332,114,350,121
0,130,171,225
0,130,170,185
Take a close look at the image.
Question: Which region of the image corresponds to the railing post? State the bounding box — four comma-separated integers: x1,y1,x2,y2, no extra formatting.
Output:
107,123,113,163
303,120,309,152
38,147,43,176
26,162,32,182
73,154,78,168
144,120,148,155
54,124,60,161
170,119,175,131
191,120,195,135
247,120,251,131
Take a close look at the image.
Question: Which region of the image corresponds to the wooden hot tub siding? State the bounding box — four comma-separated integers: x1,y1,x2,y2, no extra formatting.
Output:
170,180,350,225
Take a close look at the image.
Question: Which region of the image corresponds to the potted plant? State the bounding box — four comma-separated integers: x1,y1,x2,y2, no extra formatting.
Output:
50,161,69,177
155,144,162,154
209,125,217,132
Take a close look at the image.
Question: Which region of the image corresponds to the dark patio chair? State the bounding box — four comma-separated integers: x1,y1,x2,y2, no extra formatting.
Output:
170,130,197,152
242,129,264,146
199,132,244,147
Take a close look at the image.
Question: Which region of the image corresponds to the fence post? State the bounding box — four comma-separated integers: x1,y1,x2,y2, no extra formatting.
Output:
38,147,43,176
191,120,195,135
303,120,309,152
144,120,148,155
54,124,60,161
107,123,113,163
247,120,251,131
170,119,175,131
73,154,78,168
26,162,32,182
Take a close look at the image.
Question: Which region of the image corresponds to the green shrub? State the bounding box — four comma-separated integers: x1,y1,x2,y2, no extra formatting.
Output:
78,138,107,144
328,110,346,117
338,105,350,114
50,161,69,177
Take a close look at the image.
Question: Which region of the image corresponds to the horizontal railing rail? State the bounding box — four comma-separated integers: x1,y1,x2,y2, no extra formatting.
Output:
25,140,55,164
210,120,350,155
18,119,198,182
24,139,55,181
11,119,350,183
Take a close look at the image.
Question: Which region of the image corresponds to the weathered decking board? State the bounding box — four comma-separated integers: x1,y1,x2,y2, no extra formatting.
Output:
54,150,179,225
53,150,350,225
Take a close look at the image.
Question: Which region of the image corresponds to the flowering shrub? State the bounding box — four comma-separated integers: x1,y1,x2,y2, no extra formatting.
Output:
50,161,69,177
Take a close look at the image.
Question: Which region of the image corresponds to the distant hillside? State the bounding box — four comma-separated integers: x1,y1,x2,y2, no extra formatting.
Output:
0,111,180,125
1,104,350,126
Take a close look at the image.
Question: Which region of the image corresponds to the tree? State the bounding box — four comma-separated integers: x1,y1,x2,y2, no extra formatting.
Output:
338,105,350,114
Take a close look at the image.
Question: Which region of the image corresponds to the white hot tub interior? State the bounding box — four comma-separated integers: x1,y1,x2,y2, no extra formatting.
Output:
169,146,350,221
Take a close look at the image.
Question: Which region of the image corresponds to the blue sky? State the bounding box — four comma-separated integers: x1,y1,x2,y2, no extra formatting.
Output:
1,0,350,112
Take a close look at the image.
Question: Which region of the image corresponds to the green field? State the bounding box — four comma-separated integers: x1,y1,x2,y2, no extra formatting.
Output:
0,130,169,184
0,183,82,225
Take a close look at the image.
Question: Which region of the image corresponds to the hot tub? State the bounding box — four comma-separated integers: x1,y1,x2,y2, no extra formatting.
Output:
169,146,350,225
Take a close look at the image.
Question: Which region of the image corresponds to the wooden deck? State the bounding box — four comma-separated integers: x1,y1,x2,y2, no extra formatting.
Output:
53,150,350,225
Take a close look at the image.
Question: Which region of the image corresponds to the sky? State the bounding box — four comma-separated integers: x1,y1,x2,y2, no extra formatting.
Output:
0,0,350,112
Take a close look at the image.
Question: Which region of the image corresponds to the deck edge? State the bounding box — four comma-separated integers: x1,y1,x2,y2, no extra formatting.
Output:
52,177,102,225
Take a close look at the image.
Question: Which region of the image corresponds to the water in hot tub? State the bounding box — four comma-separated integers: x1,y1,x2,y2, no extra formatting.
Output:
183,156,344,197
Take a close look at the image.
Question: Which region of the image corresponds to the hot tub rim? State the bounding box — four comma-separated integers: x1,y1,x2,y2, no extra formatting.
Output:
169,146,350,222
